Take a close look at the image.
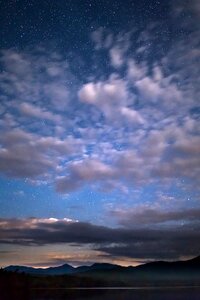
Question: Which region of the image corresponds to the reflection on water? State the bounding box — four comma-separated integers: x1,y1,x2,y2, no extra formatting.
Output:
3,287,199,300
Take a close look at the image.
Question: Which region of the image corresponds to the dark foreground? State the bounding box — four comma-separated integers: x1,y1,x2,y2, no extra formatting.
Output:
1,256,200,299
1,287,200,300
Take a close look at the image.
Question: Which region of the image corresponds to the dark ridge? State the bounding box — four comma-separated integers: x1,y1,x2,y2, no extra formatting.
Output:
4,255,200,276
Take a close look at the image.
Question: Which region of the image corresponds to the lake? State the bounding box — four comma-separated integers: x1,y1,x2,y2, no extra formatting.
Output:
5,287,199,300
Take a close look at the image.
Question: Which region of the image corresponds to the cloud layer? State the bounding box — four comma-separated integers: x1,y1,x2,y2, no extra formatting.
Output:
0,216,199,260
0,19,199,195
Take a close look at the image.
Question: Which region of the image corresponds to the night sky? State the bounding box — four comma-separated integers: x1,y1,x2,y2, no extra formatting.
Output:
0,0,200,267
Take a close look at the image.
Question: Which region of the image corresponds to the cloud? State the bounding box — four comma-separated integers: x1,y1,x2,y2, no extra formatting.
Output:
91,27,113,50
127,60,182,110
120,107,145,124
19,102,61,123
0,129,83,179
79,76,129,106
173,0,200,18
111,207,200,227
0,48,70,113
0,4,199,267
109,46,124,68
0,130,55,178
56,159,115,192
127,59,147,81
55,120,200,193
0,22,199,196
78,75,144,124
0,217,199,260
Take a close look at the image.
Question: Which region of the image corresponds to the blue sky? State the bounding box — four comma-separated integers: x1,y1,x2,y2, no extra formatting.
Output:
0,0,200,267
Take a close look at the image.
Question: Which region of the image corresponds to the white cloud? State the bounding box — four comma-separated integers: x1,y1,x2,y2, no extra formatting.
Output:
120,107,145,124
109,46,124,68
127,59,147,81
19,102,61,123
79,75,144,124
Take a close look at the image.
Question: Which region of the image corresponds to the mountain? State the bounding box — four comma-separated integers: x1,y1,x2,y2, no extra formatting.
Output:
76,262,120,273
133,255,200,274
5,265,39,274
43,263,75,275
4,262,120,275
4,256,200,280
5,263,75,275
1,257,200,300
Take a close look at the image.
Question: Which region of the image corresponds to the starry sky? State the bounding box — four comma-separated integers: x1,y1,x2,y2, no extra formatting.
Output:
0,0,200,267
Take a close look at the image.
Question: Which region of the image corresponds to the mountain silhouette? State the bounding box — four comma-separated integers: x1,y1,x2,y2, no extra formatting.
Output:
5,263,75,275
2,256,200,290
4,256,200,278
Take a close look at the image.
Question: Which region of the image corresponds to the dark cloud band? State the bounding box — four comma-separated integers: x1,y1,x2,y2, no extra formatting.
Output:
0,217,199,260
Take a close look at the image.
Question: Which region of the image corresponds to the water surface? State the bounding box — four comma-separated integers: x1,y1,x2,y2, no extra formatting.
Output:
29,287,200,300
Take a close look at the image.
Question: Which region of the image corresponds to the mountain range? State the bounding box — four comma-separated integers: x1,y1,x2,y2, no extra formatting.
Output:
4,255,200,278
1,256,200,291
4,262,120,275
